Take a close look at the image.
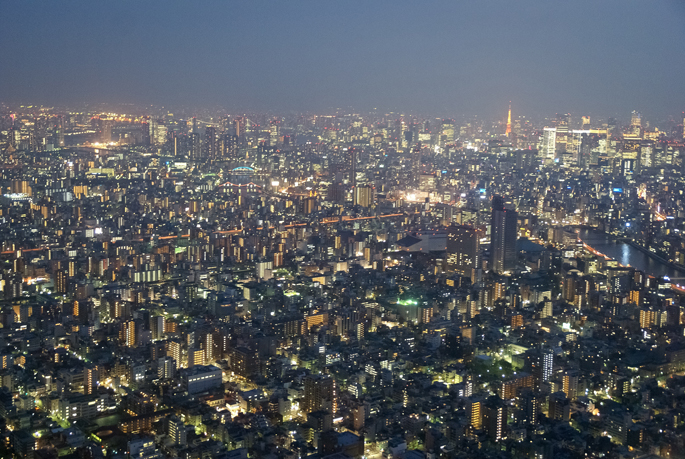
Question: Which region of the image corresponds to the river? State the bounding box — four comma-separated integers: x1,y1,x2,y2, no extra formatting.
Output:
576,228,685,280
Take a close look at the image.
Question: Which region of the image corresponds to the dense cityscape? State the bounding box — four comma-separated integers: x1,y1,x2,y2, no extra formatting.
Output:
0,103,684,459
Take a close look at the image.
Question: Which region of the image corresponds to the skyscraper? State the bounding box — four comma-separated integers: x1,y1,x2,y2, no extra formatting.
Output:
100,116,112,143
204,126,217,159
446,224,480,278
491,196,517,274
542,127,556,162
141,118,151,146
353,184,374,208
54,115,65,147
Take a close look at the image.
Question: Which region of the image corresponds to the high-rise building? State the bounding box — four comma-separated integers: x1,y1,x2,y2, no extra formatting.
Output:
100,116,112,143
153,124,167,145
630,110,642,136
515,387,539,425
84,365,98,395
353,185,374,208
188,347,204,367
141,119,151,146
303,375,337,415
158,357,175,379
466,397,483,430
55,269,69,294
55,115,65,147
204,126,217,159
561,370,579,400
120,319,142,348
446,224,480,277
166,340,181,369
327,183,346,204
548,392,571,422
542,127,556,161
483,396,507,442
150,316,165,340
189,132,201,160
348,147,357,189
526,349,554,388
491,196,517,274
230,346,259,378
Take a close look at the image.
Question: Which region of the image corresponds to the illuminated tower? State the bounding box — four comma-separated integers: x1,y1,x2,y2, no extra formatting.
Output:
630,110,642,137
505,103,512,137
55,115,65,147
348,147,357,190
491,196,517,274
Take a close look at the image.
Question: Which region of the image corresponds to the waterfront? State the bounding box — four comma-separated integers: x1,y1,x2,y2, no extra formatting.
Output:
577,228,685,280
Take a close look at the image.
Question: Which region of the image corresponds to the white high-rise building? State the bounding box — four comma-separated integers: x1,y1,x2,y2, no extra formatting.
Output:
542,127,556,161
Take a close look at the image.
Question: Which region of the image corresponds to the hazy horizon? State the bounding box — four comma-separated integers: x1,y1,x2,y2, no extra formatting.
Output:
2,0,685,120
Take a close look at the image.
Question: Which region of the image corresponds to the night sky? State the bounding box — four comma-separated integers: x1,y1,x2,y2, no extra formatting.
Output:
2,0,685,119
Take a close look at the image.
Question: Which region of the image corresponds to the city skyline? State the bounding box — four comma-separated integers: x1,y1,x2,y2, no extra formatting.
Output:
4,2,685,458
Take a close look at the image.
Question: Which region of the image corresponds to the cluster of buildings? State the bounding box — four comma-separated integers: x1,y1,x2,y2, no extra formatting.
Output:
0,106,684,458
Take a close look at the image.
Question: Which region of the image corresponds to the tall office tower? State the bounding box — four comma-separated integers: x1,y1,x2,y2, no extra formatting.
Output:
141,118,151,146
631,110,642,136
353,184,374,208
190,132,201,160
100,116,112,143
148,118,159,143
446,224,480,278
153,124,167,145
55,269,69,294
204,126,217,159
348,148,357,189
483,397,508,442
234,117,244,142
505,103,512,137
303,375,338,415
192,117,198,134
491,196,518,274
412,145,421,184
55,115,65,147
542,127,556,161
221,133,238,160
269,121,279,146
